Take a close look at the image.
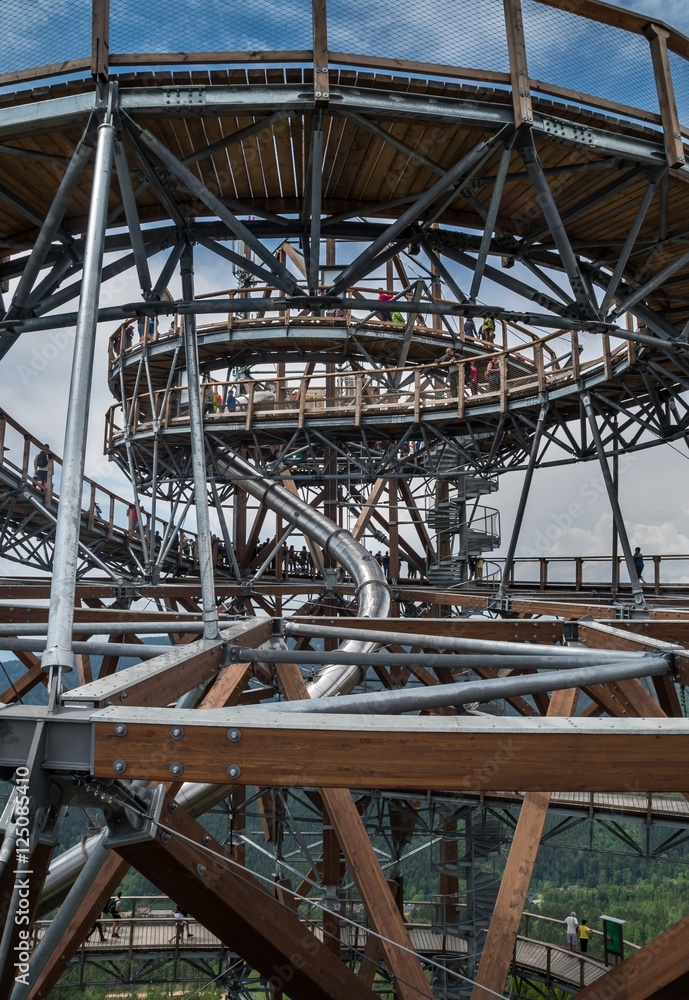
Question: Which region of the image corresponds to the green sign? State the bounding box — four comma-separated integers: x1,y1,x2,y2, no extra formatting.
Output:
600,914,625,959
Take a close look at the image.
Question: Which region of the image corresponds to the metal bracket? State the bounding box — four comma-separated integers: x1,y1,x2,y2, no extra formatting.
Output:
487,594,511,613
102,780,167,849
613,603,651,620
542,117,595,148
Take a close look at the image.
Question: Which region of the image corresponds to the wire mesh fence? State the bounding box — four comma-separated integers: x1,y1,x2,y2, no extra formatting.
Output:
521,0,660,118
0,0,91,74
326,0,510,73
109,0,313,56
670,51,689,131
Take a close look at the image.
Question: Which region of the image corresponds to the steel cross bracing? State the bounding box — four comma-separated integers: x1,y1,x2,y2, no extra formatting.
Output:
2,41,689,1000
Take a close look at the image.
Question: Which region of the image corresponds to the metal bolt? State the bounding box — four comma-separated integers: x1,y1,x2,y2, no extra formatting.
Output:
227,728,242,742
168,801,178,812
113,759,127,774
315,91,322,98
170,726,184,740
202,834,211,845
161,832,170,844
114,724,128,736
227,764,242,780
120,691,127,700
323,93,329,99
169,762,184,777
197,864,206,876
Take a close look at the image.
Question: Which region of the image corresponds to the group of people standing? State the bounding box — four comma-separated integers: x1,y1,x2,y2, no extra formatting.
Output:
564,911,590,953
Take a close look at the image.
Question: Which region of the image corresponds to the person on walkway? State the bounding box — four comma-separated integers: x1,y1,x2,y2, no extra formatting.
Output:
474,553,484,581
377,287,394,320
127,505,137,537
464,317,478,339
169,904,193,942
33,445,52,495
578,918,590,954
108,892,123,937
565,911,578,952
480,316,496,342
633,546,646,585
85,916,106,942
486,356,501,390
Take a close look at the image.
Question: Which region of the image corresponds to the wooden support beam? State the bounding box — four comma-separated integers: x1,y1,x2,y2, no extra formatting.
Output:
276,663,433,1000
504,0,533,128
645,23,686,168
470,686,577,1000
116,792,376,1000
68,619,272,708
575,912,689,1000
312,0,329,107
579,620,684,709
91,0,110,80
200,661,253,708
351,478,387,540
93,712,689,792
0,649,47,703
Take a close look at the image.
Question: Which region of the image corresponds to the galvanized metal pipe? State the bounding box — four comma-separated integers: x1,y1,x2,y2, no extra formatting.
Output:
180,245,219,640
262,656,671,715
0,622,218,636
41,108,116,674
284,622,644,660
227,645,643,671
1,637,170,659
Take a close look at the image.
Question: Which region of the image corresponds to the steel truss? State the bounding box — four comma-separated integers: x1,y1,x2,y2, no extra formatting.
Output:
3,6,689,999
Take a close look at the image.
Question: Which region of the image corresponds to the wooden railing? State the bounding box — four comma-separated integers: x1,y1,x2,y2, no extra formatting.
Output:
2,0,688,167
0,407,198,566
29,896,633,990
104,330,634,449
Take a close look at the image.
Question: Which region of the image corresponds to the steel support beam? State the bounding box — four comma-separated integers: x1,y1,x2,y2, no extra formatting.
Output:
581,392,645,605
180,244,219,639
498,401,548,596
41,100,116,674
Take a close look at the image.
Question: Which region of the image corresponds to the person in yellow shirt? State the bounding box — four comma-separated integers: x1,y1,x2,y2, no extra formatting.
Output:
578,918,590,953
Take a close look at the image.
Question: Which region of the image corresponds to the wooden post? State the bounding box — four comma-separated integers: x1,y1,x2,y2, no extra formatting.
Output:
644,23,686,169
312,0,329,107
503,0,533,128
470,687,577,1000
91,0,110,81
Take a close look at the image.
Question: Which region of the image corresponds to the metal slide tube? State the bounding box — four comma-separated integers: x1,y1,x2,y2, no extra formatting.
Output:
40,447,391,910
261,656,671,715
41,110,116,673
215,445,390,699
284,622,643,660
